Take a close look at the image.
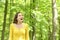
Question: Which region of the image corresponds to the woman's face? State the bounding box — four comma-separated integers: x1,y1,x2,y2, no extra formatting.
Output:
17,13,24,23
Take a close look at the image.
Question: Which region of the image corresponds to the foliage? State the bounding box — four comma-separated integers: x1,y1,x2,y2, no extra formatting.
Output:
0,0,60,40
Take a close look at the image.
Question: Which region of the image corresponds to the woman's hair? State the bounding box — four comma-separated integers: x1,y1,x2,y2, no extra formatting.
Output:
13,12,21,24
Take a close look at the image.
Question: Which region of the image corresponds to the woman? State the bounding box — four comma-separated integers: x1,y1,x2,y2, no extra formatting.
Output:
9,12,29,40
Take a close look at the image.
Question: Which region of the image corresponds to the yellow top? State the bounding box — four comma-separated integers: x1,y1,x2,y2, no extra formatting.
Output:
9,23,29,40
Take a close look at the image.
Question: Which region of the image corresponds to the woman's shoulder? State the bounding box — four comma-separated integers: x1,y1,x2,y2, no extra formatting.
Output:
10,23,15,28
23,23,29,26
9,23,14,29
23,23,29,29
10,23,14,26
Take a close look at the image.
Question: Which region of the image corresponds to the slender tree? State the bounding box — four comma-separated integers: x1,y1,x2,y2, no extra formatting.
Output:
1,0,8,40
30,0,36,40
52,0,58,40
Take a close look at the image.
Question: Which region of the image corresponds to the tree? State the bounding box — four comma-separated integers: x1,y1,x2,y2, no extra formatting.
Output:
1,0,8,40
52,0,58,40
30,0,36,40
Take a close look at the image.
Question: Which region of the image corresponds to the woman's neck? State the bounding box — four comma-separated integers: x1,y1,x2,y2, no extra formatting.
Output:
17,22,22,25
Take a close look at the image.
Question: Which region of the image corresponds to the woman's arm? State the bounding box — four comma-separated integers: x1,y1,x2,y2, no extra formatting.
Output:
9,24,13,40
25,24,29,40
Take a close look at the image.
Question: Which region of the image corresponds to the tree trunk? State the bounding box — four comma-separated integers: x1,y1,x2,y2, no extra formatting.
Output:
1,0,8,40
30,0,36,40
31,0,36,40
52,0,58,40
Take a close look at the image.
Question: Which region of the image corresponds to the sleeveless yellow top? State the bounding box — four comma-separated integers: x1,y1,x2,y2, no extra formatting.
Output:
9,23,29,40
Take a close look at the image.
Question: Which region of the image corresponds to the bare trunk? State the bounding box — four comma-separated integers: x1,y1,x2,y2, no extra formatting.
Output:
1,0,8,40
32,0,36,40
52,0,58,40
30,0,36,40
32,25,35,40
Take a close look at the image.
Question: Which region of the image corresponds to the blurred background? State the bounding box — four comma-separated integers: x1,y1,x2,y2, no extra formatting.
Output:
0,0,60,40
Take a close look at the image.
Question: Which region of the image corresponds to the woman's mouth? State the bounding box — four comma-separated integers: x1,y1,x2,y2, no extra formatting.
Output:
20,18,23,20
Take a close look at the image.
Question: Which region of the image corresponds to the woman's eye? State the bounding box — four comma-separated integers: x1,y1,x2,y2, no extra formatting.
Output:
19,15,21,16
